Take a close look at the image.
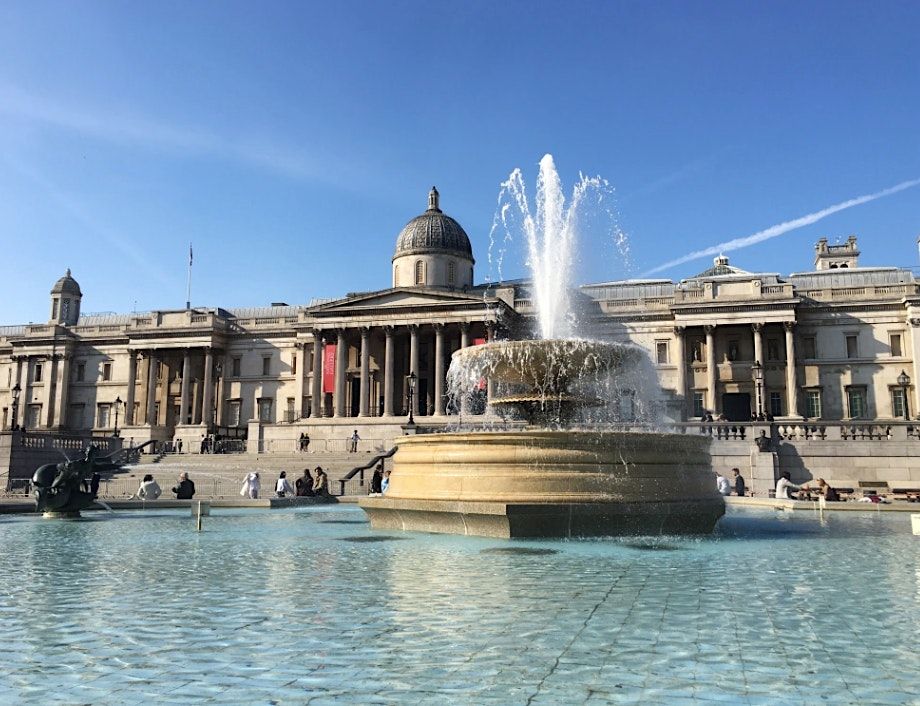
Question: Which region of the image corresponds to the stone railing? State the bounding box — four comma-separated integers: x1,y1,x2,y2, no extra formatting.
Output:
16,431,121,453
678,421,920,443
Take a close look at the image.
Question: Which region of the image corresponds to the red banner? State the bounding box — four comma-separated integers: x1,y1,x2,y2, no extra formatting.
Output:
323,344,336,393
473,337,486,346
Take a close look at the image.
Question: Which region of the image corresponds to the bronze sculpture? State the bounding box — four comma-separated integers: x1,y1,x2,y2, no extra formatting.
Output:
31,446,101,516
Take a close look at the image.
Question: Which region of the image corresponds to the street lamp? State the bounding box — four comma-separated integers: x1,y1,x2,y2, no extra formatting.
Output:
897,370,911,420
406,371,417,426
751,361,764,418
113,396,122,437
10,382,21,431
214,361,223,428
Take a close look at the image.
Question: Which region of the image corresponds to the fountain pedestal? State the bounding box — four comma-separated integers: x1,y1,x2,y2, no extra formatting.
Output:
360,431,724,538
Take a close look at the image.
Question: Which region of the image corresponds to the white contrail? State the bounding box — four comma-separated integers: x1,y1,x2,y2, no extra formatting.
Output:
644,178,920,275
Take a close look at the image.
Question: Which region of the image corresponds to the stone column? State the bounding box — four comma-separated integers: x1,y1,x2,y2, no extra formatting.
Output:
383,327,395,417
55,354,72,428
295,342,307,420
311,332,324,418
460,322,470,349
434,324,446,415
40,357,56,428
202,348,214,427
179,350,191,426
673,326,686,420
20,357,31,428
486,322,496,404
12,357,24,428
752,323,764,365
334,329,347,417
359,328,370,417
784,322,799,417
146,353,158,426
704,325,717,413
409,325,420,416
911,319,920,416
125,353,137,425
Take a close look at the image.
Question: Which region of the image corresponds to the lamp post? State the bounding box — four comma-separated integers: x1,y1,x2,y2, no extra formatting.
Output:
897,370,911,420
214,361,223,428
10,382,21,430
751,361,764,418
113,396,122,437
406,371,417,426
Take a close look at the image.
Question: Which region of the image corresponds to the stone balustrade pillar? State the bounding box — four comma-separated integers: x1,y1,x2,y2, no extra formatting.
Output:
359,328,370,417
704,325,717,414
383,327,395,417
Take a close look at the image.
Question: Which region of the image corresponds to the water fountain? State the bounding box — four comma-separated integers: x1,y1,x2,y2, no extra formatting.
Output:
360,155,723,537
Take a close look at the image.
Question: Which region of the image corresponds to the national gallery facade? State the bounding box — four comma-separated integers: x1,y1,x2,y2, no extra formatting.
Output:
2,187,919,450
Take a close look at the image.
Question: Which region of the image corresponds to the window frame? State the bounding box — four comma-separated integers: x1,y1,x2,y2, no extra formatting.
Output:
889,332,903,358
655,340,669,365
805,389,822,419
846,385,868,419
845,333,859,359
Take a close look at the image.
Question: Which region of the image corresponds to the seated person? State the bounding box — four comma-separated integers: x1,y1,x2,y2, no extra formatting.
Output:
775,472,800,500
815,478,840,502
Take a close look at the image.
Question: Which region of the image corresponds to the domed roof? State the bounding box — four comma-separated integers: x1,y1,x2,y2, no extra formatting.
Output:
50,268,81,296
393,187,474,262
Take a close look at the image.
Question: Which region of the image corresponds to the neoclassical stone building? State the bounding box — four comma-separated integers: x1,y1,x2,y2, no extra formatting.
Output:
2,188,919,452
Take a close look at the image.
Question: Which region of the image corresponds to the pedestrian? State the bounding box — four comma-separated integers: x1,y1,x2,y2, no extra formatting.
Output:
715,472,731,496
295,468,314,496
312,467,329,496
381,469,391,494
775,471,799,500
172,472,195,499
89,471,101,498
240,472,260,499
275,471,294,498
176,438,183,454
136,474,162,500
302,432,310,452
370,463,384,494
732,468,746,497
349,429,360,453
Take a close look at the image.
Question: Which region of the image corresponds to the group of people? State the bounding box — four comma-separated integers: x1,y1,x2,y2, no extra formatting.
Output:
369,462,391,495
715,468,746,497
298,433,311,452
775,472,840,501
239,468,330,499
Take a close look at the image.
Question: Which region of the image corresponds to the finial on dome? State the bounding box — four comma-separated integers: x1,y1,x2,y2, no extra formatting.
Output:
427,186,440,212
65,267,71,277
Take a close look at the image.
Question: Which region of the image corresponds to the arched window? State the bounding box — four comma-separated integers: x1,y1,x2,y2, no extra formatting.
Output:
448,260,456,286
415,260,424,285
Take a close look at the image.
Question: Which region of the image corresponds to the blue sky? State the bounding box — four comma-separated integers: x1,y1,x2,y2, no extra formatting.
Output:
1,1,918,322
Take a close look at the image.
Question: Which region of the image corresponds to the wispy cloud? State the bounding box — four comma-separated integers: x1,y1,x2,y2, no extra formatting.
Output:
643,178,920,275
0,81,331,182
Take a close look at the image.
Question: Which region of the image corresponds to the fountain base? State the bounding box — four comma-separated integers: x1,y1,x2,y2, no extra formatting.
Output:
358,431,724,538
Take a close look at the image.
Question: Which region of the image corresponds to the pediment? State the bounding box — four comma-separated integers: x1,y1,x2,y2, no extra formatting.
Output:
308,287,490,315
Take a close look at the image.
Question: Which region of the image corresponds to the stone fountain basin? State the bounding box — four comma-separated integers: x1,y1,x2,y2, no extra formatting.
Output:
360,430,724,538
450,339,643,389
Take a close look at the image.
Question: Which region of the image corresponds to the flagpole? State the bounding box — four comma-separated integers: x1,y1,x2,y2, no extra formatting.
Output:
186,243,193,310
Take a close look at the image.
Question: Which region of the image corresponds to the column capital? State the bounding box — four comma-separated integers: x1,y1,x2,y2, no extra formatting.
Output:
751,322,764,333
460,321,471,331
384,324,396,336
360,326,371,338
908,318,920,328
673,325,685,336
783,321,797,332
433,322,445,331
704,324,716,335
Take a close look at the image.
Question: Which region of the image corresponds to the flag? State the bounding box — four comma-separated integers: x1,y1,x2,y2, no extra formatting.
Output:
189,243,193,266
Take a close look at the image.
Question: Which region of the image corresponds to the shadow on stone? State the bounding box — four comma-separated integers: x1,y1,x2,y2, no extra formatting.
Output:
339,536,409,543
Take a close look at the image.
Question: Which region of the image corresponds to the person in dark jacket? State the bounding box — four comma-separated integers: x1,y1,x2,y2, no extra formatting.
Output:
370,464,384,494
172,472,195,499
732,468,746,497
89,472,101,498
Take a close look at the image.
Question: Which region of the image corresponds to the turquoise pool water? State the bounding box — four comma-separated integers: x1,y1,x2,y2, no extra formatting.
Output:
0,505,918,705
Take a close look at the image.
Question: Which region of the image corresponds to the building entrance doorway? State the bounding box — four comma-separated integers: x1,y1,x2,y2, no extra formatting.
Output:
721,393,752,421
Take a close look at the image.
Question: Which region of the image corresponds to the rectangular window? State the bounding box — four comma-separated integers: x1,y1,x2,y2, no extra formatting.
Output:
291,353,297,375
655,341,669,365
890,333,903,358
262,357,271,376
75,363,85,382
67,403,84,429
27,404,42,428
845,334,858,359
803,336,817,360
892,388,907,418
769,391,782,417
33,363,43,383
806,390,822,418
258,398,273,423
232,357,241,377
766,339,780,361
692,392,705,418
97,404,111,428
286,397,296,423
228,400,241,427
847,387,867,419
726,339,740,362
102,362,112,381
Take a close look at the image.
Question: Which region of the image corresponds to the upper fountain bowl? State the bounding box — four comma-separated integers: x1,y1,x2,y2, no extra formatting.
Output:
450,339,642,392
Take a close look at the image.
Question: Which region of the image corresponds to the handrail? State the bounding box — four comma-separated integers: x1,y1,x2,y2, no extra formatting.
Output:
337,446,397,496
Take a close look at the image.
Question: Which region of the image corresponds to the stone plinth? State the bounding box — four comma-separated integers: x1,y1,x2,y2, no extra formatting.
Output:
359,431,724,538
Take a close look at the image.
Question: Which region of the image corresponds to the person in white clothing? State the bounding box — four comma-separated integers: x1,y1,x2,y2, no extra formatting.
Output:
276,471,294,497
715,473,731,496
775,472,799,500
240,472,260,499
136,474,161,500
